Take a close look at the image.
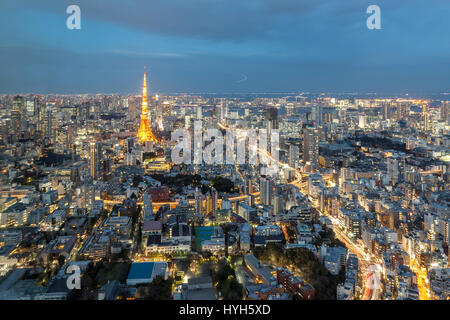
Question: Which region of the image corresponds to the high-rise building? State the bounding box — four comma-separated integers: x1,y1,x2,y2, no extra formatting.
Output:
67,124,73,151
137,71,157,143
397,102,408,120
244,177,253,194
201,189,218,218
42,103,54,141
423,105,430,131
10,95,24,135
143,193,153,221
33,97,43,133
273,194,284,215
205,192,213,216
358,114,367,128
195,192,204,216
126,137,135,153
12,95,25,117
303,127,319,164
311,104,323,126
260,177,274,206
25,100,35,116
216,104,225,122
55,127,69,154
382,102,391,120
288,144,299,169
441,101,449,124
211,188,218,218
196,105,202,120
184,115,191,129
90,141,102,180
387,157,399,186
266,107,278,137
80,101,90,121
10,110,21,135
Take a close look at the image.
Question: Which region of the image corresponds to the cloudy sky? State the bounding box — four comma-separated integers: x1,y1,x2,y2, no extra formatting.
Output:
0,0,449,94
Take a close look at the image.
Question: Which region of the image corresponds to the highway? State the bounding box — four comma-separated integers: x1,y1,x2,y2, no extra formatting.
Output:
316,210,383,300
99,192,260,208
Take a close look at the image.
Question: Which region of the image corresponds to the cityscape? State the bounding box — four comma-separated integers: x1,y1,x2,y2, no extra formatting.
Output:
0,0,449,302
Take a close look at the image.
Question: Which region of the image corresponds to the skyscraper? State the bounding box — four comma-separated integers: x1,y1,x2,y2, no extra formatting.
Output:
245,177,253,194
211,188,218,218
10,110,21,137
216,104,224,122
90,141,102,180
143,193,153,221
311,104,323,126
273,194,284,215
423,105,430,131
42,103,54,141
137,71,157,143
358,113,367,128
196,105,202,120
387,157,399,186
288,144,299,169
260,177,274,206
382,102,391,120
397,102,408,120
303,127,319,165
11,96,23,135
12,95,25,117
34,97,43,133
266,107,278,137
441,101,449,124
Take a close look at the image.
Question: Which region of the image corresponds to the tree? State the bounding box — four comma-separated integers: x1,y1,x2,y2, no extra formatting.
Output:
132,175,143,187
100,209,109,220
211,177,236,193
220,277,244,300
137,276,173,300
254,245,341,300
111,205,120,214
57,255,66,267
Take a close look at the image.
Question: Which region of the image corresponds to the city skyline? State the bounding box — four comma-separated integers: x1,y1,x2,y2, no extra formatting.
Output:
0,71,449,302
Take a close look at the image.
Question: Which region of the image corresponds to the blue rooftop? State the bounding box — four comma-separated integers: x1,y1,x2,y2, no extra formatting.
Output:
195,226,214,241
127,262,155,280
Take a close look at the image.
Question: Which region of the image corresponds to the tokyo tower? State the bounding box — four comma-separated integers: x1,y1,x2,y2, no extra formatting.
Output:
137,71,157,143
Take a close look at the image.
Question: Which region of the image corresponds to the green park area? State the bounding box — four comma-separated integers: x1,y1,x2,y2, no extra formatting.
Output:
254,243,345,300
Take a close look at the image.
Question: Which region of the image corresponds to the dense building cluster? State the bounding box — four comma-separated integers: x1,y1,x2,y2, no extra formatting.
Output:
0,77,449,300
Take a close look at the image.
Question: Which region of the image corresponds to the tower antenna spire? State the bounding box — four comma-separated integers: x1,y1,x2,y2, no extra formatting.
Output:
137,70,157,143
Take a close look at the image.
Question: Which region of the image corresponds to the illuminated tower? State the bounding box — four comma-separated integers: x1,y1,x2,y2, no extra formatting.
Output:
137,71,157,143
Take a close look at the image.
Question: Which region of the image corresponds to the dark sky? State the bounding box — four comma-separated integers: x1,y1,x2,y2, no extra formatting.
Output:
0,0,449,94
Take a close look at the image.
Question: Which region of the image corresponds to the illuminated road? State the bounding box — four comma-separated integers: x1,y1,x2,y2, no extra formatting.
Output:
409,259,431,300
361,266,383,300
99,192,260,208
319,213,383,300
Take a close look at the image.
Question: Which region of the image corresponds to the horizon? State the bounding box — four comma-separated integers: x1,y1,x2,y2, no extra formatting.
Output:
1,90,449,101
